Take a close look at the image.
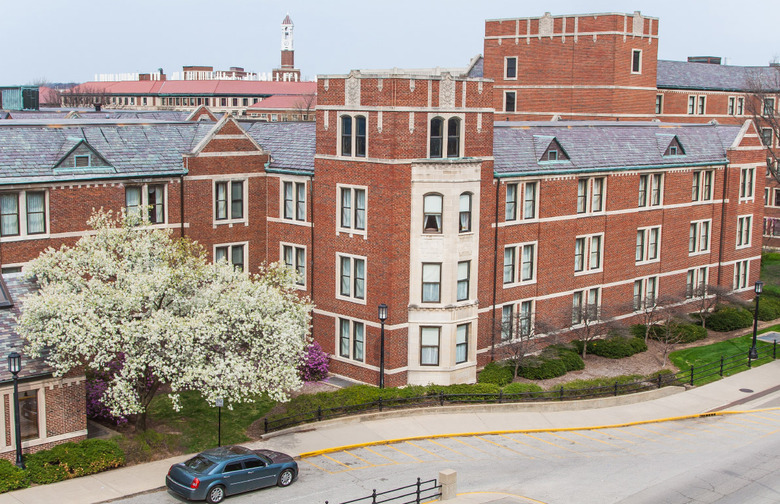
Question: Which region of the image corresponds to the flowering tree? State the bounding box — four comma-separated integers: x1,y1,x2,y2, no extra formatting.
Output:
17,211,312,430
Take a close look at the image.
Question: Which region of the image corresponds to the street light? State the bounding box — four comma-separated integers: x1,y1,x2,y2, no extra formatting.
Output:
749,280,764,360
7,351,25,469
378,304,388,389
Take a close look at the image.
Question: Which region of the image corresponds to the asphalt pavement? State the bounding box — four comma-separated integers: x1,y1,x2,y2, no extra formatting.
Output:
2,360,780,504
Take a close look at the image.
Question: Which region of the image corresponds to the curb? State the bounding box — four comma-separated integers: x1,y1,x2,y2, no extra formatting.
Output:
297,406,780,458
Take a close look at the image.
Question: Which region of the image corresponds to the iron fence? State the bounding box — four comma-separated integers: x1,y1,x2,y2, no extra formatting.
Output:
325,477,441,504
263,340,777,434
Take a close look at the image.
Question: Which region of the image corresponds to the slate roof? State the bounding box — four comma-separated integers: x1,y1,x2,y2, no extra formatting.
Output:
246,94,316,110
243,121,315,174
657,60,780,92
0,274,51,384
0,120,216,184
493,121,741,176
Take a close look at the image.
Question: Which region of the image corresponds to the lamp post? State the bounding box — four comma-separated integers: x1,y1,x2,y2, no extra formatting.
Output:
378,304,388,389
215,397,223,447
749,281,764,360
7,352,24,469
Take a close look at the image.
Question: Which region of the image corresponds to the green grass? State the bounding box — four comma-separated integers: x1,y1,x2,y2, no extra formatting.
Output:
669,325,780,385
761,253,780,296
146,391,274,453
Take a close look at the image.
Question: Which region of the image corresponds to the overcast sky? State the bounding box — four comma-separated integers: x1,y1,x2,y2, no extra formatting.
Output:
3,0,779,85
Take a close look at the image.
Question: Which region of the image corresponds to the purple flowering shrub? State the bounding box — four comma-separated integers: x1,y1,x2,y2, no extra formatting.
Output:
86,358,128,425
299,341,329,382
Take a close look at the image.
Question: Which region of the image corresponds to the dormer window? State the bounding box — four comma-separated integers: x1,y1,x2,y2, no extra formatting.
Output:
664,136,685,156
74,155,90,167
539,138,568,162
548,150,558,161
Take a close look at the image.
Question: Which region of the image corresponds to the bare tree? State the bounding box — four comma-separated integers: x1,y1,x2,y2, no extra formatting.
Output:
570,300,610,359
293,94,316,121
494,315,555,379
745,63,780,182
654,300,690,367
688,283,739,331
60,84,110,108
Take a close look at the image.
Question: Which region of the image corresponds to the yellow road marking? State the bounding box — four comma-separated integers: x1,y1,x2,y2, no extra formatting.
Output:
301,457,333,474
499,434,550,452
453,437,489,453
523,433,578,453
457,491,548,503
406,441,446,460
363,446,398,463
570,430,622,448
719,419,767,432
427,439,471,459
475,435,534,459
595,429,637,444
344,450,372,466
632,425,684,441
387,443,423,462
322,454,352,469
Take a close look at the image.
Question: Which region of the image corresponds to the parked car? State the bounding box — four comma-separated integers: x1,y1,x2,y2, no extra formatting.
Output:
166,445,298,503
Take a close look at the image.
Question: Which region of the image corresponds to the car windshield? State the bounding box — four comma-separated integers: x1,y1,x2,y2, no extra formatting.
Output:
183,455,216,473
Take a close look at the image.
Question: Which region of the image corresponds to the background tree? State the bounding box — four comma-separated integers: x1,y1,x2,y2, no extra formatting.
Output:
688,283,739,331
570,298,610,359
653,300,689,367
745,63,780,181
17,210,312,430
494,313,555,379
293,94,316,121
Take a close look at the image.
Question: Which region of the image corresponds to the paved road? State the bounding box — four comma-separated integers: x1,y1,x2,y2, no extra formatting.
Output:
114,408,780,504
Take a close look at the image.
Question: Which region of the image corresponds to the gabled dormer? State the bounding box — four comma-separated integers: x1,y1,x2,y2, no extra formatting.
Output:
534,135,569,162
658,134,686,157
53,139,115,173
186,105,218,122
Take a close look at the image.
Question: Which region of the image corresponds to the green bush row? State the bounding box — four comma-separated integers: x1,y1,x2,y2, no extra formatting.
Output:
0,439,124,493
706,306,754,332
573,335,647,359
633,323,707,344
756,296,780,322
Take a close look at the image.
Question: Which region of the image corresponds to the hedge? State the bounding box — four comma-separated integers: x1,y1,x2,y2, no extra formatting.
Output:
756,296,780,322
24,439,125,485
548,345,585,371
706,306,754,332
519,357,568,380
477,361,514,386
502,382,544,394
574,335,647,359
636,323,707,344
0,459,29,493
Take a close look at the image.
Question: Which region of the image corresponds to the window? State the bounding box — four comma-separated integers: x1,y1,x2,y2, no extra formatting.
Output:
429,117,461,158
501,301,533,340
505,183,517,221
698,95,706,115
18,390,39,441
505,57,517,79
422,263,441,302
456,324,469,364
638,174,663,207
1,190,47,237
340,115,367,157
458,193,472,232
125,184,165,224
577,177,605,214
686,267,708,298
734,260,750,290
215,243,245,271
74,154,90,167
687,96,696,115
523,182,537,219
215,180,245,223
505,91,516,112
282,181,306,221
737,97,744,115
282,244,306,286
339,318,364,361
504,242,536,284
339,255,365,301
764,97,775,116
572,288,600,325
655,94,663,114
633,277,657,311
631,49,642,73
501,305,513,341
739,168,755,200
339,186,366,232
457,261,470,301
765,217,780,237
505,181,538,221
636,226,661,263
423,193,443,233
728,96,735,115
761,128,773,147
689,220,711,254
737,215,752,248
574,234,602,273
691,170,713,201
420,327,440,366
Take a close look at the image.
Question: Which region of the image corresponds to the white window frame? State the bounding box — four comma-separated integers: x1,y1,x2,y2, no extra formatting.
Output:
739,167,755,202
0,190,50,240
691,170,714,202
455,323,469,364
337,253,367,304
457,260,470,302
572,287,600,326
337,318,365,362
427,113,464,159
505,56,518,80
337,184,367,236
574,233,603,275
736,214,753,249
504,180,539,222
501,300,534,341
687,95,696,115
422,262,442,303
281,242,307,288
125,183,168,225
737,97,745,115
281,180,307,222
733,259,750,290
503,241,537,286
655,94,663,114
728,96,736,115
504,91,516,113
697,95,706,115
689,219,712,255
686,266,708,298
633,276,658,311
764,97,776,116
636,226,661,264
576,177,606,214
638,173,663,207
631,49,642,74
213,178,247,226
213,242,248,271
420,326,441,366
339,113,368,158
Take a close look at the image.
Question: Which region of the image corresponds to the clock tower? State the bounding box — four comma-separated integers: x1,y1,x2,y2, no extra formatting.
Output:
273,14,301,82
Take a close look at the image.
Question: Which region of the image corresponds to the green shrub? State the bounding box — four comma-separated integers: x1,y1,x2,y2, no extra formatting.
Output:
426,383,500,401
585,335,647,359
676,323,708,343
560,374,645,390
520,357,567,380
26,439,124,485
706,306,754,332
0,459,29,493
556,349,585,371
477,361,513,386
756,296,780,321
502,382,544,395
630,324,651,339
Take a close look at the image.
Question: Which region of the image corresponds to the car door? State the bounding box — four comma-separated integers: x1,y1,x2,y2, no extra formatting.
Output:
242,458,272,490
221,461,248,495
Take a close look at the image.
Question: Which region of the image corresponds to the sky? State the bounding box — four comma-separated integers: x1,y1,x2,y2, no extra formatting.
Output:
2,0,779,85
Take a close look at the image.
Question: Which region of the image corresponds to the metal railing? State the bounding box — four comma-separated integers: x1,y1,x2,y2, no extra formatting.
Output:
325,477,441,504
263,340,777,434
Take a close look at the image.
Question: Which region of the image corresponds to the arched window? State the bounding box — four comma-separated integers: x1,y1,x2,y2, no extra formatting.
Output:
341,115,367,157
447,118,460,157
355,116,366,157
459,192,472,232
341,115,352,156
429,118,444,158
423,193,443,233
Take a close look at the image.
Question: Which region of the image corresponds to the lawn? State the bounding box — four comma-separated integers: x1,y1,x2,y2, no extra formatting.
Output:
761,252,780,297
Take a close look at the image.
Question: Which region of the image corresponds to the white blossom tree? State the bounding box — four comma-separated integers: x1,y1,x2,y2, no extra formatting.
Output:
17,210,312,430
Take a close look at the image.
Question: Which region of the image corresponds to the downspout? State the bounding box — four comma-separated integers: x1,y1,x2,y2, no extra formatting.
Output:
491,178,500,361
308,173,315,304
179,173,185,238
716,163,730,287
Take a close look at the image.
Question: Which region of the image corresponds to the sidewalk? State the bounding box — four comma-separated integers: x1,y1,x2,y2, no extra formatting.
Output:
2,360,780,504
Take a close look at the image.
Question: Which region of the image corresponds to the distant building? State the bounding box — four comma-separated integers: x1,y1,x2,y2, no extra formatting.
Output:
0,87,39,111
272,14,301,82
244,93,316,121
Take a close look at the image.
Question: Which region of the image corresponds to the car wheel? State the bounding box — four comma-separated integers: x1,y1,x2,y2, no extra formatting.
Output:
206,485,225,504
277,468,295,487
